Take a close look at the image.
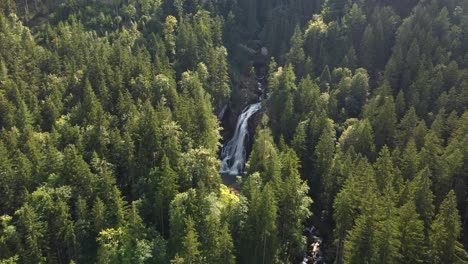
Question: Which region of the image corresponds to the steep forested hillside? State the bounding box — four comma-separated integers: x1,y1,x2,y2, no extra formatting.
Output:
0,0,467,263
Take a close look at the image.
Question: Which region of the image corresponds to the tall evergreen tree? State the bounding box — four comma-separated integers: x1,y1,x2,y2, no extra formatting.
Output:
397,201,425,264
15,204,46,264
430,191,467,263
179,217,201,264
277,147,312,262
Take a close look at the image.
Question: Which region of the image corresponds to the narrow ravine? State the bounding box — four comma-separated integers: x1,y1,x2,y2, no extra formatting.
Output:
219,78,325,264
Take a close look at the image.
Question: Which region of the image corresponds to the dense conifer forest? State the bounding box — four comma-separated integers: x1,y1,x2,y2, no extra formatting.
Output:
0,0,468,263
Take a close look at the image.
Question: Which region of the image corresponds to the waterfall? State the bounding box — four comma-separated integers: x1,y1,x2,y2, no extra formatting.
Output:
220,93,262,176
220,102,261,176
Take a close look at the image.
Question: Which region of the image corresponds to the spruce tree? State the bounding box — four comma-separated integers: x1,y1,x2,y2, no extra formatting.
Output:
179,217,201,264
430,191,466,263
397,201,425,264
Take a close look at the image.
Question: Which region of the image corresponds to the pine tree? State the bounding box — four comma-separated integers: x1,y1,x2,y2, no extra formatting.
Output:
0,142,14,213
246,119,281,183
400,139,419,180
121,202,150,264
285,25,306,77
177,71,220,153
334,189,354,264
346,68,369,117
239,176,278,263
410,167,434,230
15,204,46,264
397,201,425,264
344,197,378,264
74,195,91,263
374,197,400,264
320,65,331,92
343,3,367,49
205,47,231,113
80,79,103,126
179,217,201,264
197,194,223,263
277,147,312,262
135,100,163,176
169,190,199,257
374,146,397,194
296,76,321,120
15,100,33,131
395,90,406,119
50,199,76,263
93,158,125,228
419,131,447,200
291,120,308,161
414,120,428,150
338,119,375,160
402,40,420,90
61,145,97,201
163,16,178,57
215,223,235,264
397,107,418,148
41,96,59,131
314,121,337,206
257,183,278,264
430,191,466,263
268,65,297,140
92,198,107,235
155,155,179,237
364,82,397,150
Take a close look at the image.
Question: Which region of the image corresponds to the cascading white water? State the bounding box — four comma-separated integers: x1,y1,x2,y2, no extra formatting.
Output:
220,90,262,176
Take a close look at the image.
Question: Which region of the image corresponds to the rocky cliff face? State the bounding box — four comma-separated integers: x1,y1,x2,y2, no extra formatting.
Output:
219,43,270,157
220,62,267,145
220,74,258,143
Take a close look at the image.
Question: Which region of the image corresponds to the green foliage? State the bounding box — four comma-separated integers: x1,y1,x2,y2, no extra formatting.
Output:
430,191,467,263
205,46,231,113
178,217,201,264
286,25,306,77
410,167,435,230
179,148,221,193
246,118,281,183
0,1,466,263
397,201,425,263
240,182,278,264
338,119,375,160
154,155,179,237
364,82,397,150
15,204,47,264
268,65,297,140
277,147,312,261
164,16,178,56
